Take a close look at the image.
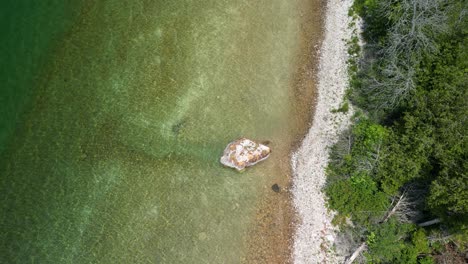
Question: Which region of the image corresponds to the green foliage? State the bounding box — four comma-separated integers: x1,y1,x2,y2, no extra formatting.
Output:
326,0,467,261
331,101,349,113
376,128,432,194
419,34,468,219
429,172,468,215
326,118,388,182
365,219,414,263
352,119,387,154
347,35,361,56
418,256,435,264
347,26,362,99
327,173,388,224
349,0,467,219
366,221,433,264
326,119,390,225
350,0,389,42
412,229,431,254
366,231,376,246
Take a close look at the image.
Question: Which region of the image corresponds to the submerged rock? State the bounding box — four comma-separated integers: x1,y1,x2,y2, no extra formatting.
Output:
271,183,280,193
220,138,271,171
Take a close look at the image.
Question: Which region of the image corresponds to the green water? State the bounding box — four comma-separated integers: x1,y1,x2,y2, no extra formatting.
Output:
1,1,306,263
0,0,81,154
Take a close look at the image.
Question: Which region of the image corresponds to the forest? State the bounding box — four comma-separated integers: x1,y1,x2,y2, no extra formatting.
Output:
325,0,467,263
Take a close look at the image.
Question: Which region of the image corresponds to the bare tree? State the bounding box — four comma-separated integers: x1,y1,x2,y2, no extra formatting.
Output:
380,190,420,223
362,0,449,111
335,225,367,264
381,0,448,59
344,184,427,263
383,184,427,223
344,242,367,264
354,138,384,174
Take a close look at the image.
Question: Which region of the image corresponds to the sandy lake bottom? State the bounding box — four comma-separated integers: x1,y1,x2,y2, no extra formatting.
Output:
0,1,323,263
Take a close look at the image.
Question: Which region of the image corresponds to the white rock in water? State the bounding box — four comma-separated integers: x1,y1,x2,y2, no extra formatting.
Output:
220,138,271,171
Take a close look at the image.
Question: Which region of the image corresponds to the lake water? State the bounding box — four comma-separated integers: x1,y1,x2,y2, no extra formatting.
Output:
0,1,315,263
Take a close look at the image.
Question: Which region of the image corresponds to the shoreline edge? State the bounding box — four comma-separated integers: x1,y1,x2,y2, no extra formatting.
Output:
291,0,354,263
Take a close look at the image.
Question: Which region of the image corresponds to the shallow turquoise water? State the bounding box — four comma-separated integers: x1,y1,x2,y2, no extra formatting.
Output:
0,1,306,263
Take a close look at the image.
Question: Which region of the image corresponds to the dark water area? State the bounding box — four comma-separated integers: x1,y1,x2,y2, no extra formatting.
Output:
0,0,81,154
0,1,314,263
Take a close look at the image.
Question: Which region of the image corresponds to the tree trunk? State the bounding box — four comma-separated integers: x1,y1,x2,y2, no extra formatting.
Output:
418,218,441,227
380,193,405,223
344,242,367,264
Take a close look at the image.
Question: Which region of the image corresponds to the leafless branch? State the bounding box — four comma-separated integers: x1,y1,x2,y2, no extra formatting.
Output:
344,242,368,264
361,0,449,111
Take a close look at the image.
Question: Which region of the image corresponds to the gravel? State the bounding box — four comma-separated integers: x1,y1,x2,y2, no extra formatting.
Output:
291,0,355,263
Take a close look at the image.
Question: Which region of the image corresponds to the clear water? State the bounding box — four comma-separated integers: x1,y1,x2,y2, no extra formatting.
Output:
1,1,307,263
0,0,81,154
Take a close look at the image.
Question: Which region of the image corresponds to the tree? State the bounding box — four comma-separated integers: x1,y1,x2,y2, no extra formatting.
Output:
329,1,467,262
353,0,449,113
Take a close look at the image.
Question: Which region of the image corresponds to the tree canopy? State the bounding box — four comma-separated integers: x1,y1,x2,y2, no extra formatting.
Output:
326,0,467,263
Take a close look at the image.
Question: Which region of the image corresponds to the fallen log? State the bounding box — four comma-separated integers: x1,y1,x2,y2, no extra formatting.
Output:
344,242,367,264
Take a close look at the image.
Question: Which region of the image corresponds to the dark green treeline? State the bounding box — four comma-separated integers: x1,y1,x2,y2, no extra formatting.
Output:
325,0,467,263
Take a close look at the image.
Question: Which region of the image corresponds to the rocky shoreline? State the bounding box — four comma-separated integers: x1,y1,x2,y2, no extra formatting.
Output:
291,0,354,263
242,0,326,263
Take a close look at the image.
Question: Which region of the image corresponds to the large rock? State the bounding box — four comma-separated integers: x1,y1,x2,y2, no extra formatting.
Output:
220,138,271,171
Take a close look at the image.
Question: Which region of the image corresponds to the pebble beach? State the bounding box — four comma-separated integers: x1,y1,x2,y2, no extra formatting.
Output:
291,0,355,263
